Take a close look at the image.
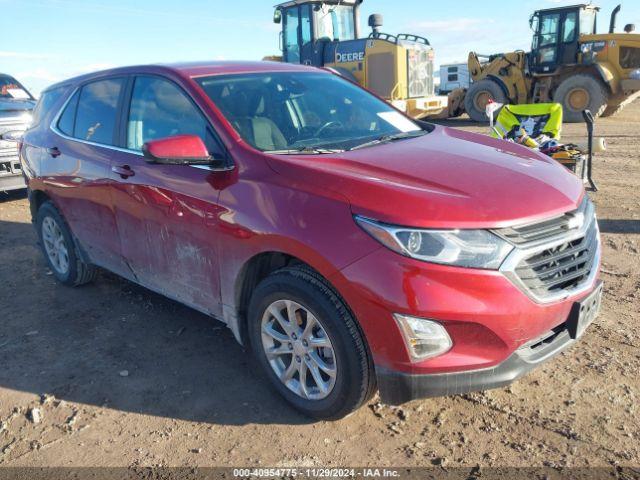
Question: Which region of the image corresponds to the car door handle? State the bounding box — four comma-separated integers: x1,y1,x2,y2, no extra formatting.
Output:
112,165,135,179
46,147,61,158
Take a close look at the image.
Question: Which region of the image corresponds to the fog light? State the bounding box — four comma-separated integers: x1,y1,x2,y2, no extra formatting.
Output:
394,314,452,362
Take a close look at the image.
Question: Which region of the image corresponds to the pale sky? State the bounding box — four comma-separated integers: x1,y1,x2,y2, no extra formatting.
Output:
2,0,639,96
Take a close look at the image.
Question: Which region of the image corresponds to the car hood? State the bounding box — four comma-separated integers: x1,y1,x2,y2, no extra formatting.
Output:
265,125,584,229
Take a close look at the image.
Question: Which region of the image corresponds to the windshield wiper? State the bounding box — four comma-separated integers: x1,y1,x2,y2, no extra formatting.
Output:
348,130,427,151
268,146,345,155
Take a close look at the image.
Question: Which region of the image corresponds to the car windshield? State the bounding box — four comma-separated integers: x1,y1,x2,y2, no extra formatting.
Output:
0,74,32,100
196,72,425,153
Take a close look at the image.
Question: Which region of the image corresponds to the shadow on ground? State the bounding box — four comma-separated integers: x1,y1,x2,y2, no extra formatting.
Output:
599,218,640,234
0,189,27,203
0,218,310,426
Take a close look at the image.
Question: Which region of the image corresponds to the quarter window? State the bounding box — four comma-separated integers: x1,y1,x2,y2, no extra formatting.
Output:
57,91,79,136
73,78,125,145
126,76,223,156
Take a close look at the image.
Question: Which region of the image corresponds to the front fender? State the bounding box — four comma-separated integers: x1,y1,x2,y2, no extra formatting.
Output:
595,62,617,94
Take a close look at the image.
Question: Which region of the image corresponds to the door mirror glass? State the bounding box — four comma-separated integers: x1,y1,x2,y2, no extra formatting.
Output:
273,8,282,24
142,135,212,165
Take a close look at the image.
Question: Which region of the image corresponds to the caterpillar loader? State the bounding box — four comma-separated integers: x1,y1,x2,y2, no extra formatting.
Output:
268,0,447,119
452,3,640,123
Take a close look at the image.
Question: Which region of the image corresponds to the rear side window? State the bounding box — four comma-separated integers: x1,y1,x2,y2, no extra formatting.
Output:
31,86,65,127
126,76,224,156
72,78,125,145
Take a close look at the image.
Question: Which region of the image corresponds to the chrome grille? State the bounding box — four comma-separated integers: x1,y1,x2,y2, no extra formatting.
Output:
406,47,435,98
497,198,600,302
497,197,589,246
0,118,25,176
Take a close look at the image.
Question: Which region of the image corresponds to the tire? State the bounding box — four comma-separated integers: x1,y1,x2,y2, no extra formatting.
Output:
36,201,97,286
464,79,507,123
247,265,375,419
553,74,608,123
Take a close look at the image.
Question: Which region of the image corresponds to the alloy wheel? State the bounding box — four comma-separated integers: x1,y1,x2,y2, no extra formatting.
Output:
261,299,337,400
42,216,69,275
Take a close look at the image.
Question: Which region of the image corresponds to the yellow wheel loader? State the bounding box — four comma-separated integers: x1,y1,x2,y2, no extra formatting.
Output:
453,4,640,123
269,0,446,119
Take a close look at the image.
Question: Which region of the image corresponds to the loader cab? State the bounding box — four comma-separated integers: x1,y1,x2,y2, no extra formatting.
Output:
529,4,599,73
274,0,361,65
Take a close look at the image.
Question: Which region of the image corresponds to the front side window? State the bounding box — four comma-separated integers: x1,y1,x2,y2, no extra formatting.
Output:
73,78,125,145
126,76,222,156
196,72,423,153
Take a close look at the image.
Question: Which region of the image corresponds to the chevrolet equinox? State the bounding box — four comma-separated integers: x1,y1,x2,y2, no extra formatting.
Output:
20,62,602,419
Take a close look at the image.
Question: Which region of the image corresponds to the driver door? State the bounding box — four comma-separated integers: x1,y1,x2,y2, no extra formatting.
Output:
109,74,227,317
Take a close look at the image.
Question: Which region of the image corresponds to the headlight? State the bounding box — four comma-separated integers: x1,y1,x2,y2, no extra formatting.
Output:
355,216,513,269
394,314,452,361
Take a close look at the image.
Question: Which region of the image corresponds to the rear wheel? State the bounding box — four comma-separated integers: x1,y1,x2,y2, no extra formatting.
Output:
247,265,375,419
553,74,608,123
36,201,97,286
464,79,507,122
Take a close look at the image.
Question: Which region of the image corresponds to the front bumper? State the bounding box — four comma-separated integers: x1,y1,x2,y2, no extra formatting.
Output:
378,322,574,404
0,172,26,192
377,281,602,404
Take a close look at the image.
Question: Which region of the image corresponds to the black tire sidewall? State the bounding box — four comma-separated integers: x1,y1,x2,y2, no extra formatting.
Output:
465,80,507,123
247,270,367,419
36,202,79,286
554,75,608,122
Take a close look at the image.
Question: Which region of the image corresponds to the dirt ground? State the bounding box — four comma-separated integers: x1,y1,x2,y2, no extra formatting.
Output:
0,104,638,472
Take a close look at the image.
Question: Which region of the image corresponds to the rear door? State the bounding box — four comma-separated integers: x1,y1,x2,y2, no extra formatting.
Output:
108,74,227,317
44,77,130,275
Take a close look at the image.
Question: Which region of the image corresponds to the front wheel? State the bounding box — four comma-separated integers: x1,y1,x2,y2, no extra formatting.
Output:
247,265,375,419
464,79,507,123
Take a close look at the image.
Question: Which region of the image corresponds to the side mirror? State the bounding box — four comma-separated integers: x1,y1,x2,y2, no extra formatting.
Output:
0,130,25,142
142,135,229,169
273,8,282,24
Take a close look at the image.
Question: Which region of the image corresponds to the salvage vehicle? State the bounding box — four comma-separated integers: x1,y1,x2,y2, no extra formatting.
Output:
0,73,36,192
20,62,602,419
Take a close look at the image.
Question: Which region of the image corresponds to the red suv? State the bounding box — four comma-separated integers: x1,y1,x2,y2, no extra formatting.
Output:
20,62,602,419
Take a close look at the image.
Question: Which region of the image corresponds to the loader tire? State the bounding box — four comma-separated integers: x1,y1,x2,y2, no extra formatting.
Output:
464,79,507,123
553,74,608,123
